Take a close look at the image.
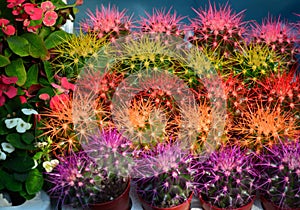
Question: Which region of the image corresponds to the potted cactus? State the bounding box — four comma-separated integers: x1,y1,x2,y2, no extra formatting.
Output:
46,128,132,210
192,145,258,210
132,142,194,210
257,140,300,209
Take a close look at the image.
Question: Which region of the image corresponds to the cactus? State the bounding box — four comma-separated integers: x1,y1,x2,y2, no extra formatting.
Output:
80,4,132,42
230,42,286,85
257,140,300,208
133,142,193,208
46,129,131,208
137,8,185,37
188,2,246,56
229,102,300,153
50,31,107,79
250,16,299,70
253,71,300,115
192,146,258,208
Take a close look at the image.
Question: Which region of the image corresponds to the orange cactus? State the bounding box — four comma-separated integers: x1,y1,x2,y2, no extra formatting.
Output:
230,101,300,153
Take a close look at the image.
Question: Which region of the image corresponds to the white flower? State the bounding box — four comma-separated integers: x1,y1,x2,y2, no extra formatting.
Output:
0,150,6,161
43,161,54,172
43,159,60,172
50,159,59,167
16,118,31,133
4,118,21,129
21,108,38,115
1,142,15,153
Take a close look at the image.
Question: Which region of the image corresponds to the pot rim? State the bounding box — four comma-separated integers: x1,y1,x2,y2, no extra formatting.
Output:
199,195,256,210
138,191,194,210
89,178,131,207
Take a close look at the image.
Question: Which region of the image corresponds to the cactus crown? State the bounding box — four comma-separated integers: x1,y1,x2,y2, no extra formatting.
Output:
133,142,193,208
258,140,300,208
192,146,258,208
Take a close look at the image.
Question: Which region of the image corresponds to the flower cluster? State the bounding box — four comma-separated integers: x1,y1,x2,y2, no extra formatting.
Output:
0,18,16,36
6,0,58,32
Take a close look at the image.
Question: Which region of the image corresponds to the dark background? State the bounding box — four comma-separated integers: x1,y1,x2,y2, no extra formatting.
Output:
72,0,300,27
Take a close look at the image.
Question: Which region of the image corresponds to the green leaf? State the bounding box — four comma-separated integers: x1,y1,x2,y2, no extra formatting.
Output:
21,33,47,59
7,36,30,57
4,155,35,173
0,55,10,67
6,133,34,150
43,61,54,83
25,169,44,195
13,173,28,182
21,132,35,144
45,30,71,49
0,181,4,190
0,170,22,192
23,64,39,88
5,58,27,86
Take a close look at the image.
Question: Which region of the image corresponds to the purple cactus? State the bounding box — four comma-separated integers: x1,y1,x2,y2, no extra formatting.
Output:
133,142,194,208
257,140,300,208
46,129,131,208
84,128,133,178
192,146,258,208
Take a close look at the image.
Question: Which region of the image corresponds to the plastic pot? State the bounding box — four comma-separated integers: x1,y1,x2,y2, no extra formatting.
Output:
139,192,193,210
88,180,131,210
260,197,300,210
199,195,256,210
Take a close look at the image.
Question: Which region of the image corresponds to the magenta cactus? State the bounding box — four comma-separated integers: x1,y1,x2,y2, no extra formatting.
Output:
137,8,185,37
80,4,132,42
133,142,193,208
46,128,132,208
257,140,300,208
192,146,258,208
188,2,246,55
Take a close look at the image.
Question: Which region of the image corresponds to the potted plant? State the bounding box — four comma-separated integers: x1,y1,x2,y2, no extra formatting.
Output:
192,145,258,210
0,0,77,205
46,128,132,210
132,142,194,210
257,140,300,209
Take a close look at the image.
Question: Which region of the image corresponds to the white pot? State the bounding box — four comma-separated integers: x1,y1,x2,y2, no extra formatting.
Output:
0,191,51,210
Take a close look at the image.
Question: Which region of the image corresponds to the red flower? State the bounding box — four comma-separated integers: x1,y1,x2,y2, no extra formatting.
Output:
50,94,70,112
7,0,25,8
24,3,43,20
43,11,58,26
0,75,18,106
0,18,16,36
61,77,75,91
41,1,56,12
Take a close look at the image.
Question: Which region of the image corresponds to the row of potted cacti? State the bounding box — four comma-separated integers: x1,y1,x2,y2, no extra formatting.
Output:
45,130,300,210
0,0,299,209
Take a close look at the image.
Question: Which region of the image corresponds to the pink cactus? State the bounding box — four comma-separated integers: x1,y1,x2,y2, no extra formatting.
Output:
137,8,185,37
250,16,298,68
80,4,132,42
188,2,246,54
